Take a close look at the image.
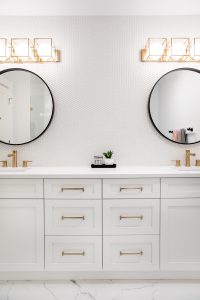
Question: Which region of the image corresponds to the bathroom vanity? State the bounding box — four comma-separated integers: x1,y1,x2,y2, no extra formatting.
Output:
0,166,200,279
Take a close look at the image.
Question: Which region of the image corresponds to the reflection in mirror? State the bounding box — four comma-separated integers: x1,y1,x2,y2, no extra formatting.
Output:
0,69,54,145
149,68,200,144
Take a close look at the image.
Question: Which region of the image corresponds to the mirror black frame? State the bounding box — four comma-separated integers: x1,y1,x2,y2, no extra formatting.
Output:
0,68,54,146
148,67,200,145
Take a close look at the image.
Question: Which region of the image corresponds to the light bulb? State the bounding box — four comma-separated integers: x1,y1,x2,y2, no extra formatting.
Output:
172,42,186,56
150,42,164,56
14,42,29,57
37,43,52,57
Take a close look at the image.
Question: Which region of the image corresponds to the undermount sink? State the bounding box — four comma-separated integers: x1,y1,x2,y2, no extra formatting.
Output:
177,166,200,171
0,167,30,172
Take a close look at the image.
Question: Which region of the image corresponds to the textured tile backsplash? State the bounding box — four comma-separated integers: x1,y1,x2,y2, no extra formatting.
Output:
0,16,200,166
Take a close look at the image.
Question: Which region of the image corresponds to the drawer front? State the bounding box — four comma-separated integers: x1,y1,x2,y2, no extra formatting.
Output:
161,178,200,198
103,235,159,271
44,179,101,199
45,200,102,235
0,179,43,199
103,199,160,235
103,178,160,199
45,236,102,271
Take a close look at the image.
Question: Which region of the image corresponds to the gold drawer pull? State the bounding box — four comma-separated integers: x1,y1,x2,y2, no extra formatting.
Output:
120,215,143,220
120,250,143,256
61,187,85,192
62,251,85,256
120,187,143,192
61,216,85,220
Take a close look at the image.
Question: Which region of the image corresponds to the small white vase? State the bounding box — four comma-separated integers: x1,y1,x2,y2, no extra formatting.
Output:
104,158,114,165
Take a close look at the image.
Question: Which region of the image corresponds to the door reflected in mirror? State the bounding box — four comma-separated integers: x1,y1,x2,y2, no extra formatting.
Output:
148,68,200,144
0,68,54,145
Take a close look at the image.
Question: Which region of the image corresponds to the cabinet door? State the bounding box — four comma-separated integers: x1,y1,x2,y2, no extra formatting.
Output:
161,198,200,270
0,199,44,271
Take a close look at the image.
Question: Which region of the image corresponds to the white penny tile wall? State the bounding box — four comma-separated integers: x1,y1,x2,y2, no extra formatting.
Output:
0,16,200,166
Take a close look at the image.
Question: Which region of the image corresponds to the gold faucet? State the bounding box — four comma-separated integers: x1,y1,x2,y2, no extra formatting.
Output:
185,149,196,167
8,150,18,167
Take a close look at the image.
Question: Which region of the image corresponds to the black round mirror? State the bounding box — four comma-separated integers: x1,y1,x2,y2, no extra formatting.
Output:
148,68,200,144
0,68,54,145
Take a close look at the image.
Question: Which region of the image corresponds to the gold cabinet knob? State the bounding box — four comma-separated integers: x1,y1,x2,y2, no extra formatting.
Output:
171,160,181,167
23,160,32,167
0,160,7,167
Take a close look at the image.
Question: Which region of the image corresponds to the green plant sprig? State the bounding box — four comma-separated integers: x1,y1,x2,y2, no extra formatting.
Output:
103,150,114,159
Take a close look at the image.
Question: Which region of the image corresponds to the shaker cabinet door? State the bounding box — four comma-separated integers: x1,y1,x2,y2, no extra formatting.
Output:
161,198,200,270
0,199,44,271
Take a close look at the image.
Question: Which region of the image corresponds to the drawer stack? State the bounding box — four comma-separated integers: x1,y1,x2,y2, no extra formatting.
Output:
103,178,160,270
44,179,102,271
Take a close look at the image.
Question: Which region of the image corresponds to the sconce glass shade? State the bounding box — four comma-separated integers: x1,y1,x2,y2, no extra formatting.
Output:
194,38,200,57
171,38,189,58
142,38,167,61
149,38,166,56
34,38,58,62
0,39,6,57
35,38,52,56
11,38,30,59
0,38,7,62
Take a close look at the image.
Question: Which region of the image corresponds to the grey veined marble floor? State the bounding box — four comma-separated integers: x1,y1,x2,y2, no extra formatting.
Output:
0,280,200,300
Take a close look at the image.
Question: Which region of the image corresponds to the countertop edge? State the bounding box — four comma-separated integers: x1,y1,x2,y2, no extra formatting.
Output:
0,166,200,178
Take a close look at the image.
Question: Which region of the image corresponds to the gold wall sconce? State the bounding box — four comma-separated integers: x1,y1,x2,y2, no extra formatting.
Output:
0,38,60,63
141,38,200,62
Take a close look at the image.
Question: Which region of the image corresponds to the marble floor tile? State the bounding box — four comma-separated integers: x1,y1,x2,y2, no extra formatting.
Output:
0,280,200,300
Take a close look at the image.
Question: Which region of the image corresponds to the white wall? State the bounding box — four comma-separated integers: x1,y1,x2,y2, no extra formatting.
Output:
1,0,200,16
0,16,200,166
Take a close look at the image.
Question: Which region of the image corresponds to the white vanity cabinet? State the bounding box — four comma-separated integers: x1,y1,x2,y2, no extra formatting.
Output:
161,178,200,271
1,169,200,278
0,179,44,271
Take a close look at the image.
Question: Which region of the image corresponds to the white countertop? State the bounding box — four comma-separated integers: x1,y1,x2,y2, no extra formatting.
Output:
0,166,200,178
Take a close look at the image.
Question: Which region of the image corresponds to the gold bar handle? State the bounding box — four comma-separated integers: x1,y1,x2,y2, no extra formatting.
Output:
120,187,143,192
62,251,85,256
120,215,143,220
61,216,85,220
61,187,85,192
120,250,143,256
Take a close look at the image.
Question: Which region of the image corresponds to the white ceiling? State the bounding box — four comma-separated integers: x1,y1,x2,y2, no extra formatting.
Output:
0,0,200,16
